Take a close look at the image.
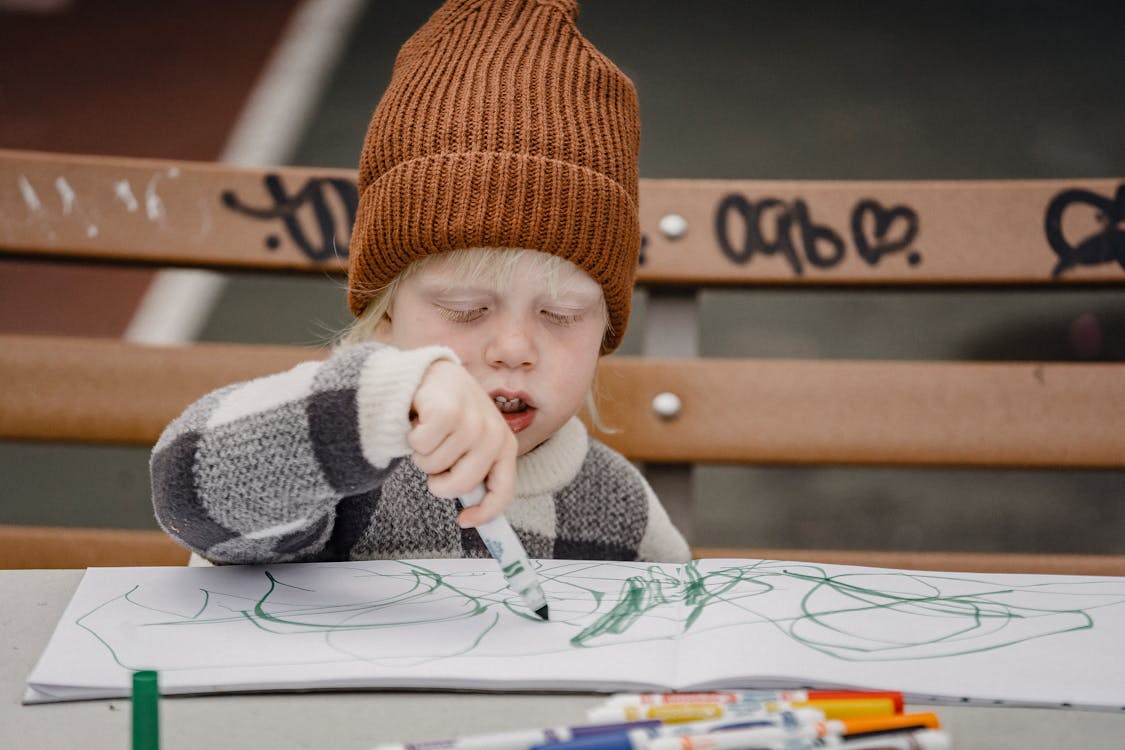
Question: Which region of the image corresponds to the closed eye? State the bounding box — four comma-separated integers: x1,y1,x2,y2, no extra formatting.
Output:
437,306,486,323
542,309,582,325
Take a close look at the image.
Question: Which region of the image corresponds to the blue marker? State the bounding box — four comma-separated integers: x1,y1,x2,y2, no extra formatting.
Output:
530,721,780,750
371,720,662,750
531,729,651,750
530,710,825,750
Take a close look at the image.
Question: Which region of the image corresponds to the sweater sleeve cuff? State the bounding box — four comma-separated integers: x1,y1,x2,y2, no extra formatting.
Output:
637,486,692,563
355,344,459,469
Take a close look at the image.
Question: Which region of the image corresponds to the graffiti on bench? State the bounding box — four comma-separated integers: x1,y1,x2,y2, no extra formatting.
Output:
221,174,358,263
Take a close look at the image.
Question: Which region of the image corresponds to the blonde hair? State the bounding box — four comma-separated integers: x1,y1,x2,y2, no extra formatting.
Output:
337,248,615,430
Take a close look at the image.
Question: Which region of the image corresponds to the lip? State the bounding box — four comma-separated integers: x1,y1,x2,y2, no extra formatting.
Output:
500,406,536,434
489,389,537,433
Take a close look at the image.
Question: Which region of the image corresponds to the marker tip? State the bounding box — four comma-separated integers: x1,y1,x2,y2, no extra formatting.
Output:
535,605,549,621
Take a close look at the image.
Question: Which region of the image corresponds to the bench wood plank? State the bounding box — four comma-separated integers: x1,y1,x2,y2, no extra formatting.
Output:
4,334,1124,469
4,149,1122,286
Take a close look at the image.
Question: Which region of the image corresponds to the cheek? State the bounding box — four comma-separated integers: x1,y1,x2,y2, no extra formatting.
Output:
388,311,449,349
551,334,601,399
410,323,483,368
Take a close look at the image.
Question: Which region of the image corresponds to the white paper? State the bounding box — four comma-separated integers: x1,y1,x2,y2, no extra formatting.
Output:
24,558,1125,708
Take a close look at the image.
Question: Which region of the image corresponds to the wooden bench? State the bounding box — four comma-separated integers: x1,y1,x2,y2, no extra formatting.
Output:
2,147,1124,574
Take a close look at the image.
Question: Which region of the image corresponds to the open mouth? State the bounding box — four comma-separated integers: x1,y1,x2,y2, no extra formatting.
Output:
493,395,528,414
492,394,536,433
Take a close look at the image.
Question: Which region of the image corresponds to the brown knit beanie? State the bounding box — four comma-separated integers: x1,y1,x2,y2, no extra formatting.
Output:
347,0,640,353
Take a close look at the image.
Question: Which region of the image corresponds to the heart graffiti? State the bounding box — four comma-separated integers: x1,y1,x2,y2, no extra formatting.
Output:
714,192,921,274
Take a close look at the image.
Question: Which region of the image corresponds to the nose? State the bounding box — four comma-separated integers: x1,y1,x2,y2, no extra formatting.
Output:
485,314,537,369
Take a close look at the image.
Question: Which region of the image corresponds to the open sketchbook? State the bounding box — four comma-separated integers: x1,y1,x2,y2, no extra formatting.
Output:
24,558,1125,708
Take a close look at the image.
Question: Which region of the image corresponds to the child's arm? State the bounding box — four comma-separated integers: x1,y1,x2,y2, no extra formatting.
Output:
150,342,459,564
636,484,692,564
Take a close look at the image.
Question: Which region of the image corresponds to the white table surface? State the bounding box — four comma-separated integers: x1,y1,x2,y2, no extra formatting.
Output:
4,568,1125,749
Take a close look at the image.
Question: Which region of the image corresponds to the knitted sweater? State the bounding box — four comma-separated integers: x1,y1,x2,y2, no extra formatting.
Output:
150,343,690,565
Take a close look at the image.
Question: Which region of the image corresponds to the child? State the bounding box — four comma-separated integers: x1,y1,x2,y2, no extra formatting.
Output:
150,0,690,565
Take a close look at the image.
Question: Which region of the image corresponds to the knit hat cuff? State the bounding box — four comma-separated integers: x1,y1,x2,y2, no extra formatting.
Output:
348,149,638,353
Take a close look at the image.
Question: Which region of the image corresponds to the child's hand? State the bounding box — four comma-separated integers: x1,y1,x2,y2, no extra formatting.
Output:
409,360,517,528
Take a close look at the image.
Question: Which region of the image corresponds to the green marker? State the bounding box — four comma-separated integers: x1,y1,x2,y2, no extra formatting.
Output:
460,485,549,620
132,670,160,750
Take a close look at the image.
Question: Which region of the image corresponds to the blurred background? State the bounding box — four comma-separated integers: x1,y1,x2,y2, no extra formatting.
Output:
2,0,1123,553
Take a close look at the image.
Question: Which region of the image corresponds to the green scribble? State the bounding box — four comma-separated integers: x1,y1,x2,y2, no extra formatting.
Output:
71,559,1125,674
568,561,1121,659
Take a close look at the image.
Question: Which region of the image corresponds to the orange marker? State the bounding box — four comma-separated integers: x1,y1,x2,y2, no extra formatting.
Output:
834,711,942,736
604,689,904,713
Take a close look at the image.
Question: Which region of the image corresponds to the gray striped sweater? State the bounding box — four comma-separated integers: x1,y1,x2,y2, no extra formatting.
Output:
150,343,690,565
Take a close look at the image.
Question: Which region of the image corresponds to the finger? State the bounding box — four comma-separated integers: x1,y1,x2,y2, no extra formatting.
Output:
407,409,458,456
410,427,474,476
426,446,493,500
457,438,517,528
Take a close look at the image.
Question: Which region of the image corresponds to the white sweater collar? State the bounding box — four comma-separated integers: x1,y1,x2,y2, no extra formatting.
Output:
514,417,589,497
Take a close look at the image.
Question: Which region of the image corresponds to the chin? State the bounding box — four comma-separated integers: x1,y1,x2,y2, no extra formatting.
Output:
514,427,553,456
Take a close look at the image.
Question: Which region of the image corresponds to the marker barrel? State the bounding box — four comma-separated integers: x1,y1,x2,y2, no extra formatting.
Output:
587,703,728,724
604,690,903,714
371,720,663,750
537,710,826,750
532,728,651,750
832,712,941,736
460,485,548,618
789,697,897,720
645,723,823,750
836,729,951,750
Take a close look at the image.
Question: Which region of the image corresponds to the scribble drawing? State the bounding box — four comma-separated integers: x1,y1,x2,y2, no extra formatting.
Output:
565,561,1125,661
74,559,1125,675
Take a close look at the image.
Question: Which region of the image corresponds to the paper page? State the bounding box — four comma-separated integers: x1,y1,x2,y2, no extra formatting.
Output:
673,559,1125,708
25,559,684,703
24,558,1125,708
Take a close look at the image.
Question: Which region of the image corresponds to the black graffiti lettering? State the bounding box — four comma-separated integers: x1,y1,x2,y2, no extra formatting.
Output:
221,175,359,262
715,194,754,264
715,193,802,274
1045,185,1125,278
792,199,845,269
851,199,919,267
713,193,921,274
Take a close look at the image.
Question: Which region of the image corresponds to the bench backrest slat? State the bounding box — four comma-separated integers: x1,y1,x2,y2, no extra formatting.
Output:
4,149,1122,286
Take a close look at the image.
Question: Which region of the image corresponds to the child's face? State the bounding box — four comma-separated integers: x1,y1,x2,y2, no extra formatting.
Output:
378,250,606,456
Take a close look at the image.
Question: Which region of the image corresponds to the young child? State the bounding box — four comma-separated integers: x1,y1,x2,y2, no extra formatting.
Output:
150,0,690,565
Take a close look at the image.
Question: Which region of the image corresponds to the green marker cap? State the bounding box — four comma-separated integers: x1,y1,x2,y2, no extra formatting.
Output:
132,669,160,750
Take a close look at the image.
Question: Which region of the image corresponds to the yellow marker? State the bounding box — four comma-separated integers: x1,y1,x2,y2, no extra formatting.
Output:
774,697,898,719
589,702,727,724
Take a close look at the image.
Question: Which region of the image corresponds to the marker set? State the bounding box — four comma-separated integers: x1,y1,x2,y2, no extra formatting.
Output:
372,689,952,750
